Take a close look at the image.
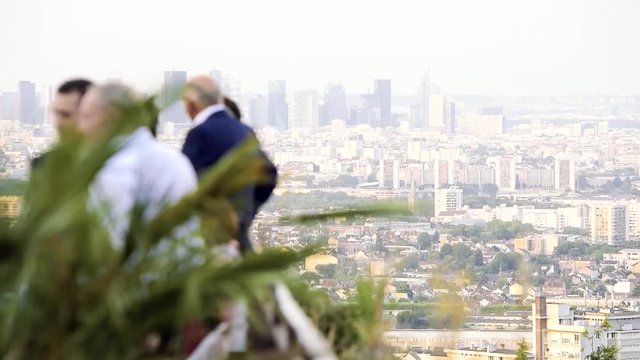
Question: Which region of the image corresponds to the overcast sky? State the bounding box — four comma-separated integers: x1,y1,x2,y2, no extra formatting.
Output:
1,0,638,96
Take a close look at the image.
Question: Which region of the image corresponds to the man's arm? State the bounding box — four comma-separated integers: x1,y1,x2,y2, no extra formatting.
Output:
182,128,207,175
254,150,278,209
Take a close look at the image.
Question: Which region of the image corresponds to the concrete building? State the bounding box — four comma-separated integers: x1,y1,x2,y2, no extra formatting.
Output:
589,203,628,245
435,187,463,216
290,90,319,130
554,158,576,192
496,157,517,191
533,297,640,360
379,159,400,189
304,254,338,272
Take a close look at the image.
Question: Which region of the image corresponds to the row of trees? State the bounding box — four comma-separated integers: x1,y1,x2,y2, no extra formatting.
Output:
442,220,536,242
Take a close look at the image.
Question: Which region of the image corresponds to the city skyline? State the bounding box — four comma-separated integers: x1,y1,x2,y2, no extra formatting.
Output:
1,0,639,96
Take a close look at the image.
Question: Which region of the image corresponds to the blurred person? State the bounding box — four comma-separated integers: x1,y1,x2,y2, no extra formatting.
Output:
182,76,277,254
78,83,198,247
31,79,93,168
223,96,242,120
181,76,278,355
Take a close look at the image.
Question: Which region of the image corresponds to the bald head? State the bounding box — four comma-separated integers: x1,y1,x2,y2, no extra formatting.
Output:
78,83,139,139
182,75,223,120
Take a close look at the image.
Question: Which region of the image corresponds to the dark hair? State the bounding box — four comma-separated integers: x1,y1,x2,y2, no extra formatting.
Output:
57,79,93,97
224,97,242,120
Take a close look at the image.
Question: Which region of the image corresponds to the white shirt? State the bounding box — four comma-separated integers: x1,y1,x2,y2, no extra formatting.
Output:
193,104,227,126
90,127,198,248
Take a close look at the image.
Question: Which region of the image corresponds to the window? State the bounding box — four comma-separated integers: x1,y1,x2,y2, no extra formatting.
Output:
562,338,570,344
574,334,579,343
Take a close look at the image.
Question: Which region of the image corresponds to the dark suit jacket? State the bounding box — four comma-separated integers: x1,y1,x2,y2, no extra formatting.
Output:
182,109,277,252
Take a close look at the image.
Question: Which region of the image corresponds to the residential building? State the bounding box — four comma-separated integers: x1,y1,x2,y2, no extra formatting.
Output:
496,157,517,191
589,203,628,245
534,297,640,360
435,187,463,216
554,158,576,192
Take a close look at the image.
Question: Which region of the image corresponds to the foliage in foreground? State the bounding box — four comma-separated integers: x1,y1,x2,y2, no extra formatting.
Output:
0,93,398,359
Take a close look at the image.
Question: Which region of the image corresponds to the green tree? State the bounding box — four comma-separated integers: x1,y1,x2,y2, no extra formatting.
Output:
474,249,484,266
439,243,453,258
515,339,529,360
300,271,322,284
317,264,338,278
418,232,435,249
583,319,618,360
481,183,499,197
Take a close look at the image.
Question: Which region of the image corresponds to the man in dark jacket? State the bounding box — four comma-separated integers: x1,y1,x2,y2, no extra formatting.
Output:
181,75,277,253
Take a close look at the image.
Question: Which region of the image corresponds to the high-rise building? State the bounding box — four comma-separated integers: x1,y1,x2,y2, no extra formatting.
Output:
416,73,431,128
626,201,640,241
554,158,576,192
161,71,189,123
248,94,268,128
267,80,288,130
445,101,456,134
18,81,37,125
434,187,463,216
320,84,347,127
496,157,517,191
433,159,454,189
427,94,445,130
378,159,400,189
290,90,319,130
589,203,628,245
374,79,392,127
0,92,18,120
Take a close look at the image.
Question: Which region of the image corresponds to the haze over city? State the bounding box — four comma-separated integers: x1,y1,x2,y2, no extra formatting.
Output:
1,0,639,95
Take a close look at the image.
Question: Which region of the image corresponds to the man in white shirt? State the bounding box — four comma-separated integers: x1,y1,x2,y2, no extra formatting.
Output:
77,83,198,248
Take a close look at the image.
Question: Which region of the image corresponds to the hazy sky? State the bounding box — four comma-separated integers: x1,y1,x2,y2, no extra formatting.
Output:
1,0,639,96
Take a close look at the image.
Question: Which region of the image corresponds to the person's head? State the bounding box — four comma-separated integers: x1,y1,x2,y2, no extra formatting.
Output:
77,83,139,140
182,75,223,120
52,79,93,133
224,97,242,120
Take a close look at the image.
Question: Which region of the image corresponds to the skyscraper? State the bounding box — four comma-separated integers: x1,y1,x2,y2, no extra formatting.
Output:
416,73,431,128
320,84,347,127
290,90,319,130
161,71,189,123
18,81,37,125
163,71,187,94
248,94,268,128
267,80,288,130
374,79,392,127
445,101,456,134
427,94,445,130
0,92,18,120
